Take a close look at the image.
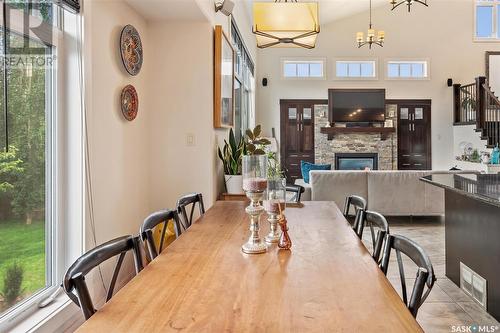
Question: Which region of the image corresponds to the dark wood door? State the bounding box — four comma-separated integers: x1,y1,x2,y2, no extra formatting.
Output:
397,101,432,170
280,100,324,183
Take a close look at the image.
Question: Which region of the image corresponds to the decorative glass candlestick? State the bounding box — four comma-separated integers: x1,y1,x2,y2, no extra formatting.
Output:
264,177,286,243
241,155,268,254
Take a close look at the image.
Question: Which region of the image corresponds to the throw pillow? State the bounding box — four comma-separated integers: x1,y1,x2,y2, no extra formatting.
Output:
301,161,331,184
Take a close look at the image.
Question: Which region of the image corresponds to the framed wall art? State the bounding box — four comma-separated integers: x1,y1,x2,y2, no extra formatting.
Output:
121,85,139,121
120,24,143,76
214,25,234,128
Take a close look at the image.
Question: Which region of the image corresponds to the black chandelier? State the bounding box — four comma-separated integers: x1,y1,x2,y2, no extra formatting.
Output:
390,0,428,12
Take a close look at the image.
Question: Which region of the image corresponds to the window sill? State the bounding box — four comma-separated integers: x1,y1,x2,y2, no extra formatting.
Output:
473,38,500,43
10,295,82,333
332,77,379,81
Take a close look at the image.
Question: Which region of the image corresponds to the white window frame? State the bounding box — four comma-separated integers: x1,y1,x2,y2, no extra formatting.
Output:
385,59,430,80
281,57,327,80
332,58,378,81
474,0,500,42
0,6,84,332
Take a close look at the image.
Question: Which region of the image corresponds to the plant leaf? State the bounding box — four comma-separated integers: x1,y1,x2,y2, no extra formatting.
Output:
229,128,236,151
253,125,261,138
259,138,271,145
254,148,266,155
247,143,256,153
245,129,254,140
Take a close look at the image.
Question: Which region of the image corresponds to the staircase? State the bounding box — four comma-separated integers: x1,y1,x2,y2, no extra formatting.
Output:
454,76,500,148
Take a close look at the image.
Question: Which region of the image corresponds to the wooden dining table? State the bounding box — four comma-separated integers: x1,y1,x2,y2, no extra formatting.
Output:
76,201,423,332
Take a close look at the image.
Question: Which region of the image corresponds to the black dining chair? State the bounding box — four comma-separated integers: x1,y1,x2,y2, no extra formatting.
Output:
63,235,143,320
140,209,181,261
176,193,205,234
286,184,305,203
343,195,367,238
380,234,436,318
358,211,389,264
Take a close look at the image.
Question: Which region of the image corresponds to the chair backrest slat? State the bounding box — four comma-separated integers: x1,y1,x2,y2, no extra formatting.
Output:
380,234,436,317
140,209,181,260
358,211,389,263
285,185,305,203
107,251,126,302
176,193,205,233
63,235,143,320
343,195,368,238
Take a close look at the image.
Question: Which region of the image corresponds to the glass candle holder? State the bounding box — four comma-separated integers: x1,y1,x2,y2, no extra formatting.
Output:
264,177,286,243
241,155,268,254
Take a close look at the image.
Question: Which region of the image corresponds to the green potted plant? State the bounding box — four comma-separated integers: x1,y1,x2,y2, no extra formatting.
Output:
218,128,245,194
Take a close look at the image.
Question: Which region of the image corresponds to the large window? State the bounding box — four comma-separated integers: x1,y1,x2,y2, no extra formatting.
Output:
334,60,377,79
0,2,75,328
475,1,500,40
386,60,429,79
0,4,55,318
282,59,325,79
231,20,255,142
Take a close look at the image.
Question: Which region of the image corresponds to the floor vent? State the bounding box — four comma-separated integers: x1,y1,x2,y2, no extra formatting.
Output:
460,262,487,309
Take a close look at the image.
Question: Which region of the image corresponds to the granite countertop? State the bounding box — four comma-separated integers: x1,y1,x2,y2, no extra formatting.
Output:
421,173,500,207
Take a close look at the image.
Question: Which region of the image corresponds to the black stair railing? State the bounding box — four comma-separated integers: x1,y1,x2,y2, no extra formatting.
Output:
453,76,500,148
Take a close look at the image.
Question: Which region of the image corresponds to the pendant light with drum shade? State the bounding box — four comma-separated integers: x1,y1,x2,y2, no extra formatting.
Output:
390,0,428,12
252,0,320,49
356,0,385,49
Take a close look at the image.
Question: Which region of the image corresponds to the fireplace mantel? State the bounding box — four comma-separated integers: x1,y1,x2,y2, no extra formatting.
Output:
320,127,396,140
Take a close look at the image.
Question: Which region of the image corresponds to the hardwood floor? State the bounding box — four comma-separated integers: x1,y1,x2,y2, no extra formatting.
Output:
361,216,499,333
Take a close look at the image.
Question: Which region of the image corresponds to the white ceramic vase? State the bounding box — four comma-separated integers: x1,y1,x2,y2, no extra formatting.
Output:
225,175,243,194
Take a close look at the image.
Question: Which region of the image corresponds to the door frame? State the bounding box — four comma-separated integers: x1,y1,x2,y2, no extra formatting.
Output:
280,99,327,182
486,51,500,84
389,99,432,170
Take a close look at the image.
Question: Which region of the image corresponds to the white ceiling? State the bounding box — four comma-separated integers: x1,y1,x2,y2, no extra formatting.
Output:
124,0,388,23
125,0,208,21
245,0,388,24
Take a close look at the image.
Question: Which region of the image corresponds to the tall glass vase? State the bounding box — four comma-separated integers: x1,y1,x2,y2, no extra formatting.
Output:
264,178,286,243
241,155,268,254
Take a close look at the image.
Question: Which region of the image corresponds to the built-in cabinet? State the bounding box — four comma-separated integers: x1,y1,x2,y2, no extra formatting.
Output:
280,100,325,183
396,100,432,170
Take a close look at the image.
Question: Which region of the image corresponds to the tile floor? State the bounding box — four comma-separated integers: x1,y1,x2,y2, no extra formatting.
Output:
360,216,499,333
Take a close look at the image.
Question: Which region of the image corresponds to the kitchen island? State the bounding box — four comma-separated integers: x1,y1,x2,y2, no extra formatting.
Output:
422,173,500,321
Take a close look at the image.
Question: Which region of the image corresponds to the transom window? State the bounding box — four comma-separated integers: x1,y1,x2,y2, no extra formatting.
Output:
282,59,325,79
334,60,377,79
475,0,500,40
386,61,429,79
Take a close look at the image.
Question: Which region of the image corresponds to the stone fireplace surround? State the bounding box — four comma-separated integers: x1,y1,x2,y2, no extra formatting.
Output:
314,105,398,170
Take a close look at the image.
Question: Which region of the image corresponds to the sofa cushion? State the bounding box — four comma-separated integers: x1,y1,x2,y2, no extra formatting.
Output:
367,171,429,215
301,161,331,184
310,171,368,212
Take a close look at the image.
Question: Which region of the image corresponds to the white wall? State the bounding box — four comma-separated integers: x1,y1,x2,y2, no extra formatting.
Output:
146,0,257,211
255,0,500,170
77,0,257,324
147,20,216,210
85,0,151,249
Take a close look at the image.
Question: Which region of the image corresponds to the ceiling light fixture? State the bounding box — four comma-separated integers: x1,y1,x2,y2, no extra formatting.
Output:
215,0,234,16
252,0,320,49
390,0,428,12
356,0,385,49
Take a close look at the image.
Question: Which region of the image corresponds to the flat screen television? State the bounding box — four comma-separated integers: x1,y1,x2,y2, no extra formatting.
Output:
329,89,386,123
